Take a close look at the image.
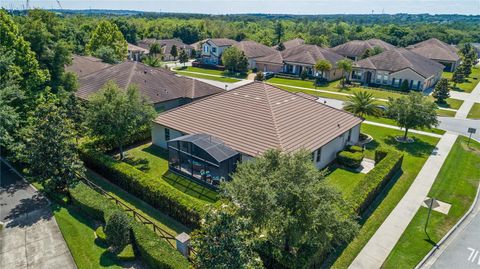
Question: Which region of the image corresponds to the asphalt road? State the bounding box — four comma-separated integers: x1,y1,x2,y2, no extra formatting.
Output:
437,117,480,142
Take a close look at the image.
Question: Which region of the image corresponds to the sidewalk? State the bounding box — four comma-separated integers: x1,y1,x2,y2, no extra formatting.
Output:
349,132,458,269
453,81,480,119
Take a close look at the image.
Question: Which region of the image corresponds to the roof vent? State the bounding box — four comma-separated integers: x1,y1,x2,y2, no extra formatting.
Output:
337,123,341,128
144,70,148,74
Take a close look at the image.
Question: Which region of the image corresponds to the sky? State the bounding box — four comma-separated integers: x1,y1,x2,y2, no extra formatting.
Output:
1,0,479,15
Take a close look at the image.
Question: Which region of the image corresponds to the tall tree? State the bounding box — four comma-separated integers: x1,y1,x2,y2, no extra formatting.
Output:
432,78,450,104
170,44,178,60
192,204,263,269
274,21,284,44
85,82,156,159
336,59,353,87
221,47,248,73
276,42,285,51
361,46,383,59
223,149,358,268
314,59,332,79
344,91,382,118
86,20,128,63
149,43,161,57
178,50,189,66
22,93,84,193
387,93,438,141
452,63,466,88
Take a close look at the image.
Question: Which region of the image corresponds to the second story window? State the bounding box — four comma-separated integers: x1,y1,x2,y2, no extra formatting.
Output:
204,45,209,53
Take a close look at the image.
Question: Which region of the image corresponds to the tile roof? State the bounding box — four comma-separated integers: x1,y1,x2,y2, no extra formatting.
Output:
257,44,345,66
354,48,445,78
154,82,362,156
233,40,277,59
407,38,460,62
331,39,396,58
65,55,111,77
76,61,224,104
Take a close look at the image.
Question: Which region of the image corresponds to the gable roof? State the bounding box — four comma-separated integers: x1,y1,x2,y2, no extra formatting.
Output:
76,61,224,104
354,48,445,78
233,40,277,59
138,38,193,55
127,43,149,53
65,55,111,77
154,82,362,156
257,44,345,66
331,39,396,58
282,38,305,49
407,38,460,62
207,38,238,47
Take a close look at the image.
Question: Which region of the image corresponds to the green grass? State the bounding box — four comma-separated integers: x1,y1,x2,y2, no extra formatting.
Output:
330,124,440,269
176,71,240,83
86,170,190,237
363,115,446,135
124,143,219,203
383,136,480,269
267,77,407,100
53,205,126,269
467,102,480,119
442,67,480,93
436,109,457,117
176,66,249,78
324,166,365,200
426,96,464,110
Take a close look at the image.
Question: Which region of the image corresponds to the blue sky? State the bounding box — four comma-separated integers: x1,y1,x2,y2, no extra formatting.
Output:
1,0,479,15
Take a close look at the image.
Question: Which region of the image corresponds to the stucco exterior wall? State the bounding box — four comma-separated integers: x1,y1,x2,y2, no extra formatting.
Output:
151,125,184,149
256,62,283,73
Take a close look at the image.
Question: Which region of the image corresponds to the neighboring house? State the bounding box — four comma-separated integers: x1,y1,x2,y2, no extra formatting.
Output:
190,39,208,51
127,43,149,61
75,61,224,111
472,43,480,58
407,38,461,71
233,40,277,69
256,44,345,81
199,38,238,65
331,38,396,61
138,38,194,61
273,38,305,50
351,48,444,91
65,55,111,77
152,82,362,186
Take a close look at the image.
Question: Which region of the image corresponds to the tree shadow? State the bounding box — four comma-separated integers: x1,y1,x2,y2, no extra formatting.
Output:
141,144,169,159
4,194,51,228
123,156,150,172
384,136,437,157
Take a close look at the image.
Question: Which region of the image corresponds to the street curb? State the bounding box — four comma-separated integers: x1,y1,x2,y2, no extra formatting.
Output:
415,182,480,269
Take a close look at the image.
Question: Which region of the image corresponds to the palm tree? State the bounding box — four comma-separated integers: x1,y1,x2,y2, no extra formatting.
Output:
149,43,161,57
142,55,161,67
343,91,382,118
314,59,332,80
336,59,353,88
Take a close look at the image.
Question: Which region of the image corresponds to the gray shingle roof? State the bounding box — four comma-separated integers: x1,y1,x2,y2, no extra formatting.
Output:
331,39,396,58
407,38,460,62
281,38,305,49
233,40,277,59
154,82,362,156
354,48,445,78
76,61,224,104
256,44,344,66
65,55,111,77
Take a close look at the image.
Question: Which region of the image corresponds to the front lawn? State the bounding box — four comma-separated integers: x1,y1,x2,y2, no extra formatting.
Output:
176,71,240,83
383,136,480,269
426,96,464,110
436,108,457,117
124,143,219,203
467,102,480,119
324,166,365,200
176,66,249,79
363,115,446,135
443,67,480,93
330,124,440,268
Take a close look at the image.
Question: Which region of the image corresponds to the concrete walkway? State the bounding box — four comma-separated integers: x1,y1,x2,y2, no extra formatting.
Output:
0,161,76,269
349,132,458,269
451,80,480,119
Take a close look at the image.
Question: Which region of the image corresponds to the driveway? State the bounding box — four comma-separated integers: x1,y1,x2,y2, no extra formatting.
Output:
0,161,76,269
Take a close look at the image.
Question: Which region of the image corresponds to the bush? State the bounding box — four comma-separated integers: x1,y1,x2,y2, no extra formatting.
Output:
254,71,265,81
349,149,403,214
95,226,107,241
374,147,389,164
337,151,364,168
79,147,209,229
70,183,190,268
349,145,363,153
117,244,136,261
105,211,132,253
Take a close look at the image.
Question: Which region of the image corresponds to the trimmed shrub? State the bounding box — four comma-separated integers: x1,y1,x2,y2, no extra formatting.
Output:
374,147,389,164
349,149,403,214
337,151,364,168
95,226,107,241
105,211,132,253
349,145,363,153
70,183,121,221
117,244,136,262
79,147,209,229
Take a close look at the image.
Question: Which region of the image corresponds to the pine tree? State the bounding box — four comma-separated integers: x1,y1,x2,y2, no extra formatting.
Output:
170,44,178,60
432,78,450,104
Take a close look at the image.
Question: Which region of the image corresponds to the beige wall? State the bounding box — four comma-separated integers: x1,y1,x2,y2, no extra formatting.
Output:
256,62,283,73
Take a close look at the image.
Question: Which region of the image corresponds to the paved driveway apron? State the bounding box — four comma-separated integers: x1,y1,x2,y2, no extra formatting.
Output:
0,162,76,269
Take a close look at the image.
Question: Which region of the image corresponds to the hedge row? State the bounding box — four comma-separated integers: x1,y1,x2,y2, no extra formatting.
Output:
337,151,364,169
79,147,209,229
349,148,404,214
70,183,190,269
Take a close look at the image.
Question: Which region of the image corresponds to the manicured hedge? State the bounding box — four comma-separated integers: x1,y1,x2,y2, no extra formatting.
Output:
337,151,364,169
349,149,404,214
349,145,363,153
79,147,209,229
70,183,190,269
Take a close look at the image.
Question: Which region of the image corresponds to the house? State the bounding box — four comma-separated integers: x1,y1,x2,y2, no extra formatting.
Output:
255,44,345,81
233,40,277,69
127,43,149,61
331,39,396,61
351,48,444,91
138,38,193,61
152,82,363,186
273,38,305,50
472,43,480,58
75,61,224,111
65,55,111,77
407,38,461,71
199,38,238,65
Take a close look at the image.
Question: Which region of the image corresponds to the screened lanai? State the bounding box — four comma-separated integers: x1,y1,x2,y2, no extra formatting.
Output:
167,133,241,187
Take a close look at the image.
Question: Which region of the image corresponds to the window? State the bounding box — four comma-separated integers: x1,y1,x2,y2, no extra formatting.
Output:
165,128,170,141
203,45,208,53
376,74,382,84
316,148,322,163
212,47,217,53
382,74,389,84
352,70,362,80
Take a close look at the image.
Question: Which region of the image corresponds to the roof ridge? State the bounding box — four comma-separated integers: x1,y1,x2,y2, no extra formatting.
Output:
395,49,414,69
261,82,283,151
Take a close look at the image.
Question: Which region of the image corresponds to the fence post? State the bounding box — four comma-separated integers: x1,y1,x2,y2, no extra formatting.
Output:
175,232,191,258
